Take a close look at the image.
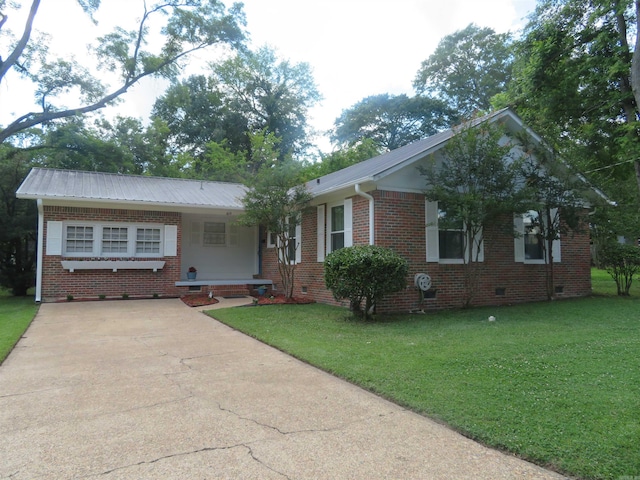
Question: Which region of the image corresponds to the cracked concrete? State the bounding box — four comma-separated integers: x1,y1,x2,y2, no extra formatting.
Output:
0,298,568,479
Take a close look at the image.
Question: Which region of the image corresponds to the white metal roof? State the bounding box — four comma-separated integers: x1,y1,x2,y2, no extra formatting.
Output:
16,168,247,210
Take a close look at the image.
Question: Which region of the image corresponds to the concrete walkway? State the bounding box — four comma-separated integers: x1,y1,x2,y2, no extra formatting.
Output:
0,299,567,479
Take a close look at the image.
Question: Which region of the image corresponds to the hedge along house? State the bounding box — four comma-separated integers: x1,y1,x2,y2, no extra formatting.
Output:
259,108,598,312
16,170,270,302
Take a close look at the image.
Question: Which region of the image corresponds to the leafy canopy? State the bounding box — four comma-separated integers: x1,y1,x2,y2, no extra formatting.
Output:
414,23,514,117
332,94,454,151
0,0,247,144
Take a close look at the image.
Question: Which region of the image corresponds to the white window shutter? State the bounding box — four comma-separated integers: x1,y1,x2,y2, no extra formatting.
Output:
472,230,485,262
514,215,525,263
317,205,325,262
425,201,439,262
344,198,353,247
295,223,302,264
46,221,63,255
164,225,178,257
190,221,201,245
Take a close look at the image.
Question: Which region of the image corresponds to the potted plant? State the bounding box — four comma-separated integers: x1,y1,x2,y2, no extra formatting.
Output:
187,266,197,280
256,285,267,296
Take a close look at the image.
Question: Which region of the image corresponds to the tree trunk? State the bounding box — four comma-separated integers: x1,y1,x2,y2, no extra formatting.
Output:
630,1,640,193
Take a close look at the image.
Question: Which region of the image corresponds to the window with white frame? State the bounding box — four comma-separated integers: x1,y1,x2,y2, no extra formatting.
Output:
267,230,277,248
425,200,483,263
330,205,345,252
523,210,544,260
275,219,301,264
514,209,561,263
102,227,129,254
437,206,464,260
203,222,226,246
136,227,161,254
63,223,165,257
287,222,297,263
318,200,352,260
66,226,94,253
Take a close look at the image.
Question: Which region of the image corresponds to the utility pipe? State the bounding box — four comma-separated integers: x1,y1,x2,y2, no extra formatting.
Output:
35,199,44,303
355,184,374,245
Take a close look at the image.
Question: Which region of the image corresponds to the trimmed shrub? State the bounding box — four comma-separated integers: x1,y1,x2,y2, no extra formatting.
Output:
599,242,640,296
324,245,408,319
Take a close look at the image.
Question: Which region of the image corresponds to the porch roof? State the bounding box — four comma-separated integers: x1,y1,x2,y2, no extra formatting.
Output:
16,168,247,210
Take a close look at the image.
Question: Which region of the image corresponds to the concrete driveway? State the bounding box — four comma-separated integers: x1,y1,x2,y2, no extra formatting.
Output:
0,299,566,479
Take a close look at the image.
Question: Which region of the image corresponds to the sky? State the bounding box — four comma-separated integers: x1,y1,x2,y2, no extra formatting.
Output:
0,0,538,153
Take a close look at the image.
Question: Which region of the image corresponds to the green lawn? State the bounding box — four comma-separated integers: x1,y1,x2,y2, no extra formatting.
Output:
209,269,640,480
0,290,39,364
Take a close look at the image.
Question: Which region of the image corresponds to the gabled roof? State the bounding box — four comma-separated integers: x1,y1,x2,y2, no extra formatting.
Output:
305,108,523,197
16,168,247,210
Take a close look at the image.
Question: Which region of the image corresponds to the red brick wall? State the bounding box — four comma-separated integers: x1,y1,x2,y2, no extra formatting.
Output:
259,190,592,313
41,206,183,302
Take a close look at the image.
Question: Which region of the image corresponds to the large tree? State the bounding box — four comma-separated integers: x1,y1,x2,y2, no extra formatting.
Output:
0,0,246,144
210,45,321,160
508,0,639,200
0,144,38,295
414,24,514,117
331,94,454,151
151,75,249,159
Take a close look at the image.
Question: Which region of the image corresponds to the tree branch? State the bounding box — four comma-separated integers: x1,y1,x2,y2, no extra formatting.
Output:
0,39,210,144
0,0,40,81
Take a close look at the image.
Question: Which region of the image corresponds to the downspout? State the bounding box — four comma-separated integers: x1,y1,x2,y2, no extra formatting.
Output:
35,199,44,303
355,184,374,245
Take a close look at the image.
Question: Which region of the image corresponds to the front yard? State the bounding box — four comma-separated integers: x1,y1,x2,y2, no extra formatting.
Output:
209,270,640,480
0,290,39,363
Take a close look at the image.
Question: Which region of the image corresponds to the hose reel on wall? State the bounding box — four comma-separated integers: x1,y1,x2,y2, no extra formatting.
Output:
414,273,432,302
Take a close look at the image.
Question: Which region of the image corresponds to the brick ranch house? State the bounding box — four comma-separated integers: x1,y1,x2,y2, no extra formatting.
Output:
17,108,597,309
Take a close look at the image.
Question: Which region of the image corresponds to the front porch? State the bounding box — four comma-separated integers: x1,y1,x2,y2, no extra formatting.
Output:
175,278,273,297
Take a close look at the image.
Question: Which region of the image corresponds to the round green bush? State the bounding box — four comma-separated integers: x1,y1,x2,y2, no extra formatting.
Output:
324,245,408,318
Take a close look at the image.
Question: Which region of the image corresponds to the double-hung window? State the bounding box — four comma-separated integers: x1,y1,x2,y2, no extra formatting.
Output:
274,218,301,264
514,209,561,263
523,211,544,260
425,200,483,263
287,222,298,263
330,205,345,252
437,207,464,260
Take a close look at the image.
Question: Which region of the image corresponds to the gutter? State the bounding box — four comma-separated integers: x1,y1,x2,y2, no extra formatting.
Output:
355,184,374,245
35,199,43,303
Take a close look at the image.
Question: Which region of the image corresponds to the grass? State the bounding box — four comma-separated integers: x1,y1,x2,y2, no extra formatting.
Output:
0,290,39,364
209,268,640,480
590,266,640,297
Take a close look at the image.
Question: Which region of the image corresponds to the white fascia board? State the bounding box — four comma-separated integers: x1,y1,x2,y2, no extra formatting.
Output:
29,197,245,213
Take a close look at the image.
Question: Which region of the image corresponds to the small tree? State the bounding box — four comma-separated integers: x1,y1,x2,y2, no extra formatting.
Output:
519,140,591,299
237,133,311,298
419,118,525,307
599,242,640,296
324,245,408,320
